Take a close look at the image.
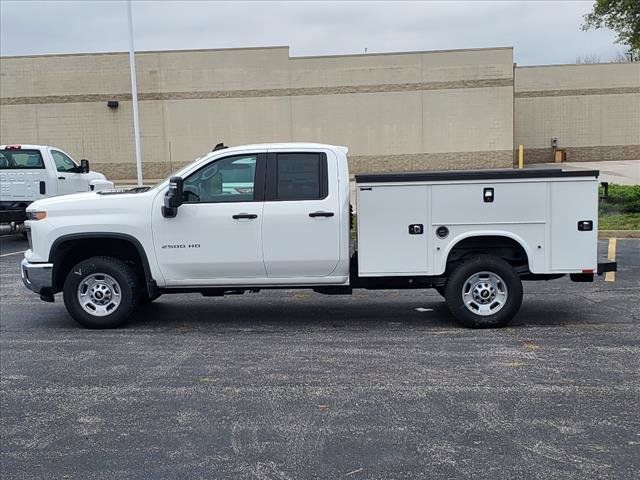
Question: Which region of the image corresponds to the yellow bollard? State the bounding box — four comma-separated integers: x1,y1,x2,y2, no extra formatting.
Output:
518,144,524,169
605,238,616,282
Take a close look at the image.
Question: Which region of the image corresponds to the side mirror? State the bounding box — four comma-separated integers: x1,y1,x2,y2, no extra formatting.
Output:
80,159,90,173
162,176,184,218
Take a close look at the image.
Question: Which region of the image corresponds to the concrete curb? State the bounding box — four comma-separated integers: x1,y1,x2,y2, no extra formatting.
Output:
599,230,640,239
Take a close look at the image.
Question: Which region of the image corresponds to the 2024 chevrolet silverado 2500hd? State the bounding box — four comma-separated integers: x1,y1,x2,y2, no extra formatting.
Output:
21,143,616,329
0,144,113,226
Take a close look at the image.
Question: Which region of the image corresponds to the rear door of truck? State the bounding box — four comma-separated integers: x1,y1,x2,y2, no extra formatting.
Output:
261,149,341,277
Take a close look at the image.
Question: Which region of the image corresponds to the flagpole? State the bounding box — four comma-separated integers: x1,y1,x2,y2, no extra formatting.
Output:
126,0,143,186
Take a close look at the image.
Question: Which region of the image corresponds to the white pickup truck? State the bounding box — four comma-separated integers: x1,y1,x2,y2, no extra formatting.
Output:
0,144,113,225
21,142,616,329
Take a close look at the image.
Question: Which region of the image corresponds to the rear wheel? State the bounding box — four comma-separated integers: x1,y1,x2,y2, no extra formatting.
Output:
63,256,139,328
444,255,522,328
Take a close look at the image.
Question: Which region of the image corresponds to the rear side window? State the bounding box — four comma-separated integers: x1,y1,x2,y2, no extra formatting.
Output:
273,152,327,201
0,149,45,170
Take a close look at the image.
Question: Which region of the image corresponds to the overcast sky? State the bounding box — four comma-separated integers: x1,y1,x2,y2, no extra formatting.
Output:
0,0,623,65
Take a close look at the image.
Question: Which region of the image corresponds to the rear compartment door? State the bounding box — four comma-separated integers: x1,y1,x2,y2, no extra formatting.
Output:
549,180,598,271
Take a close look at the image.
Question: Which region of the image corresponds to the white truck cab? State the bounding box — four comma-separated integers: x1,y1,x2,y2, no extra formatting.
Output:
20,142,616,329
0,144,113,225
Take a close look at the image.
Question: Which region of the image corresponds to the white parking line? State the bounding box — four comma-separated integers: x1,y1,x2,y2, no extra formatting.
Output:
0,250,25,258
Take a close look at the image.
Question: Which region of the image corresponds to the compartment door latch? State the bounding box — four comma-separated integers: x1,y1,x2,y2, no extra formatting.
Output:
578,220,593,231
408,224,424,235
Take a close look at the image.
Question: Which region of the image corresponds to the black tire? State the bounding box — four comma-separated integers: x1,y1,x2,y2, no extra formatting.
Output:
63,256,139,329
444,255,522,328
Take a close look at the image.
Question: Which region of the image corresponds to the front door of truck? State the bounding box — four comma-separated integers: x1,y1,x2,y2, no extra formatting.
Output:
50,149,87,195
261,150,341,277
152,153,267,285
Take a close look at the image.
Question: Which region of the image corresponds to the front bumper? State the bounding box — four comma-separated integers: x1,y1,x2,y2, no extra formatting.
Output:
21,258,54,297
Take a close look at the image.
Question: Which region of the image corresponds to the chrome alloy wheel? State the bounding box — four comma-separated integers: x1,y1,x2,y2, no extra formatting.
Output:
461,271,508,316
77,273,122,317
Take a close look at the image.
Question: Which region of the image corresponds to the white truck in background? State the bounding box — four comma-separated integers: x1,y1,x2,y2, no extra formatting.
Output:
20,143,616,329
0,145,113,226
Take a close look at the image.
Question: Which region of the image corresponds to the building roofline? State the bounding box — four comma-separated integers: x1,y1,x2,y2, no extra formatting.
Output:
290,46,513,60
0,45,514,61
516,61,638,69
0,45,290,60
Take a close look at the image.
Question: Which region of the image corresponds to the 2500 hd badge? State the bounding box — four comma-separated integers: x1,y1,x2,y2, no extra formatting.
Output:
161,244,201,249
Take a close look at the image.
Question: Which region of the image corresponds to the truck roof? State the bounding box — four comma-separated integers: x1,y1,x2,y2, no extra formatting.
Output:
0,144,50,150
212,143,348,154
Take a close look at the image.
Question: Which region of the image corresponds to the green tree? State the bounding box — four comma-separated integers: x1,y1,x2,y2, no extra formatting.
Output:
582,0,640,59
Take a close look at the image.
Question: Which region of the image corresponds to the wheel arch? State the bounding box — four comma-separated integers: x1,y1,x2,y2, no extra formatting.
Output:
49,232,157,296
442,231,533,273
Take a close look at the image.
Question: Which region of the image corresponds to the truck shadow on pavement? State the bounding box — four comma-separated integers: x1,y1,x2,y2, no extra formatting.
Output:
125,296,460,330
115,292,626,331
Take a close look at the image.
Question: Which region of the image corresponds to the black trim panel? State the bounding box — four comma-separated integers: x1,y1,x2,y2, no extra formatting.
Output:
0,209,27,223
597,261,617,274
355,168,600,183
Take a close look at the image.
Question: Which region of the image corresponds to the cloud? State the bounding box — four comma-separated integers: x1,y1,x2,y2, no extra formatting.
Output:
0,0,622,65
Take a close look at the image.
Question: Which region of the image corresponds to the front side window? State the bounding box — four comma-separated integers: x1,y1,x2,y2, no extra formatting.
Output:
274,153,327,201
51,150,78,173
183,154,257,203
0,149,45,170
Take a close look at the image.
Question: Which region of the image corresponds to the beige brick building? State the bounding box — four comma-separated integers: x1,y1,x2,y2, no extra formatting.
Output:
515,62,640,163
0,46,638,180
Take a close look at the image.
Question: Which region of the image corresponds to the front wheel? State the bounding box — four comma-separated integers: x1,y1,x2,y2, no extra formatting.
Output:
63,256,139,328
444,255,523,328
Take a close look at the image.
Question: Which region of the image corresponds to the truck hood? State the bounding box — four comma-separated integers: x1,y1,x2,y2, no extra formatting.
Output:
27,188,156,216
86,170,108,181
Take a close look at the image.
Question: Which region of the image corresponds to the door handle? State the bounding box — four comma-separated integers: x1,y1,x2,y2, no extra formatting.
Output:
232,213,258,219
309,211,334,218
58,176,66,180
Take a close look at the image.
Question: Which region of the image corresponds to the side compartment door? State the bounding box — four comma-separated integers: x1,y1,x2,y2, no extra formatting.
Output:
549,180,598,271
261,150,341,278
152,153,267,284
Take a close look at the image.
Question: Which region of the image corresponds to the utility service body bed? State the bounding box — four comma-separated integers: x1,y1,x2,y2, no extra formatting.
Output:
355,168,600,278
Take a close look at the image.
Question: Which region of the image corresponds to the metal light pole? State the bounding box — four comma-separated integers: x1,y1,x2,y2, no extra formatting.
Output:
126,0,143,186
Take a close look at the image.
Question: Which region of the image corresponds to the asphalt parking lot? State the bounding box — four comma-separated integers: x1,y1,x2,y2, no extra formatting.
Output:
1,235,639,479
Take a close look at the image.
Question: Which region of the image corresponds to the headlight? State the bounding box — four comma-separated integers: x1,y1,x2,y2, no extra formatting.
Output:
26,211,46,221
